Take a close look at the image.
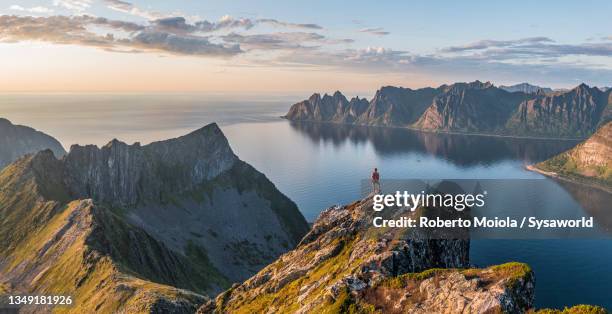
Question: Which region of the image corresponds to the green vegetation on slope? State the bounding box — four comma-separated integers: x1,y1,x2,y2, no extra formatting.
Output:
535,305,609,314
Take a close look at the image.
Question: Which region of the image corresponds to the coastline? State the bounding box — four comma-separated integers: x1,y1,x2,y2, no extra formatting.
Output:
525,164,612,194
280,117,587,141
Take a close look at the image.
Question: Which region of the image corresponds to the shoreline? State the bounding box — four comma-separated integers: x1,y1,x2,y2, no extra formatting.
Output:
281,117,586,141
525,165,612,194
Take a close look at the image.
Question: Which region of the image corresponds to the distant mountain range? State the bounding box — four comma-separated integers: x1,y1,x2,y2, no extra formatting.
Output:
534,121,611,190
499,82,553,94
0,118,65,169
0,123,308,313
284,81,612,138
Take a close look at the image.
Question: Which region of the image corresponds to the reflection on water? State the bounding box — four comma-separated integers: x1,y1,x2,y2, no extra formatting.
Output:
554,179,612,233
289,121,579,166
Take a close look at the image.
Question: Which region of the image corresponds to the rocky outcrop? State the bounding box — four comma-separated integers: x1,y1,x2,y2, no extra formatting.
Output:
500,83,553,94
198,196,540,313
0,118,65,169
0,123,309,313
358,263,535,314
507,84,611,137
284,82,611,138
534,121,611,189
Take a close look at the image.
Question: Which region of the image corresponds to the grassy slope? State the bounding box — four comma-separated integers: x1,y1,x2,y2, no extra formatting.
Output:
0,153,223,313
535,122,611,189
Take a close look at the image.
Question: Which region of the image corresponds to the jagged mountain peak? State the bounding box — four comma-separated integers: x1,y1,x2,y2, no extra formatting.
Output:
332,90,344,97
573,82,594,93
442,80,495,93
308,92,322,102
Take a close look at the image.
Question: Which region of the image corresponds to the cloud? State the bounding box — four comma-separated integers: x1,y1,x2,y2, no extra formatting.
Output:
103,0,166,20
147,15,322,34
3,9,608,85
103,0,323,31
53,0,92,13
358,27,390,36
222,32,341,50
193,15,255,32
9,5,54,14
0,15,241,56
127,31,241,56
256,18,322,30
441,37,554,52
0,12,333,57
440,37,612,60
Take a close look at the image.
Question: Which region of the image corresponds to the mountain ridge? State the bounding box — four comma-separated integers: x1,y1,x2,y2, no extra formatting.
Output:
0,123,309,313
284,82,612,139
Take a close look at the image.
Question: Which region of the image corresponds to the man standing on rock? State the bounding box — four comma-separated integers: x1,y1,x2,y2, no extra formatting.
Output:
372,168,381,193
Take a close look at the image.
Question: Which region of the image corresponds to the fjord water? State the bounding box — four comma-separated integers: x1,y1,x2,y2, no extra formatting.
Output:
1,95,611,309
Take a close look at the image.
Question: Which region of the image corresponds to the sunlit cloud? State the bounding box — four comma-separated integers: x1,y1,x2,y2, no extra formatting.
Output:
0,15,241,56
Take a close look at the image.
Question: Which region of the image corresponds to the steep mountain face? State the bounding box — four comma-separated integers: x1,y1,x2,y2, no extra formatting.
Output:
414,81,530,132
285,82,611,138
0,118,66,169
535,121,611,188
284,87,440,126
507,84,611,137
355,86,441,126
0,123,309,313
199,197,538,314
499,83,553,94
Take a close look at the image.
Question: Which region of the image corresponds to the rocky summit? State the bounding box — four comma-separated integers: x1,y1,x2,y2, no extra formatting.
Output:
200,197,539,314
0,123,308,313
284,81,612,138
0,117,66,169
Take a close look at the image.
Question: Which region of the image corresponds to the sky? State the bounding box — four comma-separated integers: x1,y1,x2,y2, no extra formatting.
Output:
0,0,611,94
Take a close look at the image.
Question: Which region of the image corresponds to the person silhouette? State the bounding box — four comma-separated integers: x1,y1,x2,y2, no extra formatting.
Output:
371,168,381,193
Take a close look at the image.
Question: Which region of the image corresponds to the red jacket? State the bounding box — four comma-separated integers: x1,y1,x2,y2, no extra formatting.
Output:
372,171,380,181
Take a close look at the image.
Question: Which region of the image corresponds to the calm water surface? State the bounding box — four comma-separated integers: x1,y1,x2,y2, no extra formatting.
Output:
1,95,610,309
